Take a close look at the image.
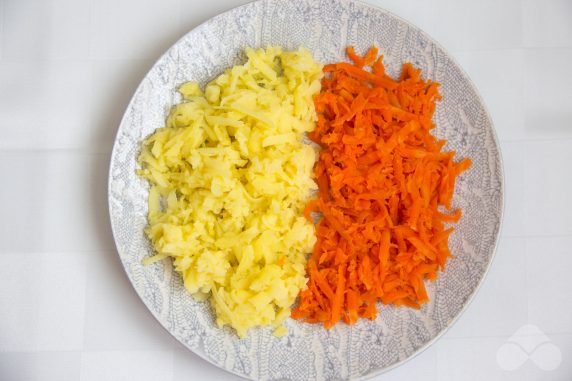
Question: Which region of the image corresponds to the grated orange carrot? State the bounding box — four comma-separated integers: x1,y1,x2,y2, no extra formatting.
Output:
292,47,472,327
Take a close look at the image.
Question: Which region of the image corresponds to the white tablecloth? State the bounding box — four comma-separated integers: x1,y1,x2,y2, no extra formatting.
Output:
1,0,571,380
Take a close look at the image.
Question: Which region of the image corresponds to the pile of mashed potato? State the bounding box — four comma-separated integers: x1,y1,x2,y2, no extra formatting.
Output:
137,46,323,337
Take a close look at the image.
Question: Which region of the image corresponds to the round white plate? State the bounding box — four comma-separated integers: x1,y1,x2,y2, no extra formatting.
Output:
108,0,504,379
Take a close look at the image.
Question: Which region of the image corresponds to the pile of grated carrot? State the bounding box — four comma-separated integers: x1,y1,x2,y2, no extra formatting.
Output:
292,47,472,327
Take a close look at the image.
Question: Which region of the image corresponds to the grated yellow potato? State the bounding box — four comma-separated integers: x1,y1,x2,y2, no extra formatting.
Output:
137,46,323,337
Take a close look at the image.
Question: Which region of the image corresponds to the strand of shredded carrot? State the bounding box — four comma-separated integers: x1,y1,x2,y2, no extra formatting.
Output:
292,47,472,327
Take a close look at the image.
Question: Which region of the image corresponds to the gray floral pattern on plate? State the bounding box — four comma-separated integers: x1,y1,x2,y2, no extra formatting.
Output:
108,0,504,379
